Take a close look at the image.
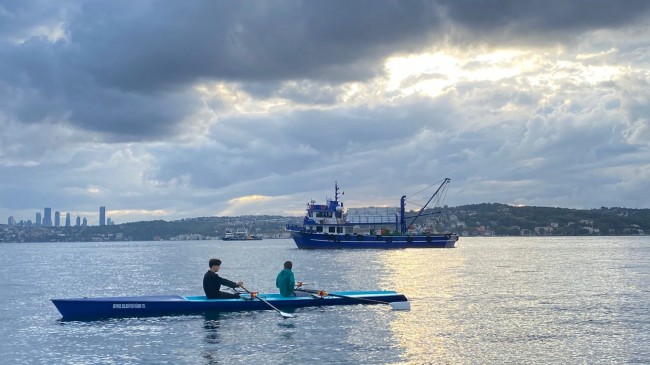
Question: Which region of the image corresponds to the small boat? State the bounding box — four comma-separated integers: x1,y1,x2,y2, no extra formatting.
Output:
286,178,459,249
222,227,262,241
51,290,408,320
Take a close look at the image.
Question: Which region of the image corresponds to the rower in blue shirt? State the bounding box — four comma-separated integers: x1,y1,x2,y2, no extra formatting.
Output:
275,261,295,297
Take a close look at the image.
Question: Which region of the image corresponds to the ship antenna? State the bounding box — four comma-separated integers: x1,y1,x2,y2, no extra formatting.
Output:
335,181,339,202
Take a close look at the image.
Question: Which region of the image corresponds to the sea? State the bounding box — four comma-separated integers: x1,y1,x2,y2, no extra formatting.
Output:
1,237,648,364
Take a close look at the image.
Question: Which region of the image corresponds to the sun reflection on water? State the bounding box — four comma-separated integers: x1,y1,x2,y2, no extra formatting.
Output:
380,248,466,363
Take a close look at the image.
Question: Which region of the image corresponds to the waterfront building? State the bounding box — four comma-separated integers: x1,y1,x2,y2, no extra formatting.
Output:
43,207,52,226
36,212,42,226
65,213,71,227
8,216,16,225
82,217,87,227
55,211,60,227
76,216,81,227
99,206,106,226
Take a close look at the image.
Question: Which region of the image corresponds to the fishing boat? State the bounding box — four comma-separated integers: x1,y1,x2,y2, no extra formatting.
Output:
286,178,459,249
51,290,408,320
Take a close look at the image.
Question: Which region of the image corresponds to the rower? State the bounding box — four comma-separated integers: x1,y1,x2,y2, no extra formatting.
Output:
203,258,244,299
275,261,295,297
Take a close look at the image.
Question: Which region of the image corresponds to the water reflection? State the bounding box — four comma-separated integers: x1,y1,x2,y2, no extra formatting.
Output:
201,312,223,365
380,248,466,363
203,312,221,344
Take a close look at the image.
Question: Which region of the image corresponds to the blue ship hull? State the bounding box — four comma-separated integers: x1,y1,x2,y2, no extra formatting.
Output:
51,291,408,320
289,230,457,249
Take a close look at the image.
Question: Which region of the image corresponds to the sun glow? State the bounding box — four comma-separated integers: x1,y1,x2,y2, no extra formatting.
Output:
228,195,271,204
385,52,459,96
194,82,292,118
219,195,273,216
384,48,623,97
384,50,536,97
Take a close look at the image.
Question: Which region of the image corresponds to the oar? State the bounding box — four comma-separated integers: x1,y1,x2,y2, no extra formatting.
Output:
296,288,410,311
240,287,295,319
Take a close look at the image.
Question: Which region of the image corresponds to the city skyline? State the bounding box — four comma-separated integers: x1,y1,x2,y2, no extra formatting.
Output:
1,2,649,223
3,205,110,227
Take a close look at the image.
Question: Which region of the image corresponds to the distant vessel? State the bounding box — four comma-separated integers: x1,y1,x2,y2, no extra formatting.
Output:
222,227,262,241
286,178,459,249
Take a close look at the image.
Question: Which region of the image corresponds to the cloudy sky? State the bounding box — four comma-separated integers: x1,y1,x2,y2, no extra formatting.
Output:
1,0,649,225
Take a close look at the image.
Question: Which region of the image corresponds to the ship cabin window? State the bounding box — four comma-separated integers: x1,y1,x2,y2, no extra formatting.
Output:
316,226,323,233
345,227,353,234
316,211,332,218
328,227,336,233
308,211,313,218
336,227,343,233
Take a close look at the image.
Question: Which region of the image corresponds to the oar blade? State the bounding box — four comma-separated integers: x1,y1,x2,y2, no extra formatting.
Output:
242,287,296,319
390,301,410,311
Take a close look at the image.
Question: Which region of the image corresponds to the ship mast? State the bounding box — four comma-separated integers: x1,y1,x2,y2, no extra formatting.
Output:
401,178,451,234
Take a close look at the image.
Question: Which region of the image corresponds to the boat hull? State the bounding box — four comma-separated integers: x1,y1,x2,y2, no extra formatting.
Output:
222,237,262,241
51,291,408,320
290,231,457,249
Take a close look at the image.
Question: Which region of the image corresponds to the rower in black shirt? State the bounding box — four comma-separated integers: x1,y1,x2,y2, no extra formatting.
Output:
203,258,244,299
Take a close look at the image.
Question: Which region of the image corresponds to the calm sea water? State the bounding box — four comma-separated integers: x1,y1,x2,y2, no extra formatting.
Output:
1,237,648,364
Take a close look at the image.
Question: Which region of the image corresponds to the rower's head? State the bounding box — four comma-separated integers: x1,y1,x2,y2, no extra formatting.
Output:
284,260,292,270
209,258,222,271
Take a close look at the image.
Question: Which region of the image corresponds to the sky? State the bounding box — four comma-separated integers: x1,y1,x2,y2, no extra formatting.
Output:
1,0,650,225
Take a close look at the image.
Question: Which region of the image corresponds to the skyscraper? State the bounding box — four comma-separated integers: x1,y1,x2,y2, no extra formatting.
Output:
55,211,60,227
76,216,81,227
65,213,71,227
99,206,106,226
36,212,42,226
43,207,52,226
82,217,88,227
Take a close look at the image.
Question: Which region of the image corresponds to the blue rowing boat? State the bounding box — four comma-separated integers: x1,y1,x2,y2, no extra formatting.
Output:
287,178,459,249
51,290,408,320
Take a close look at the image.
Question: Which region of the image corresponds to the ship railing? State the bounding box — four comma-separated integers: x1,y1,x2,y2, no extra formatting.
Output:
345,215,397,224
285,224,303,232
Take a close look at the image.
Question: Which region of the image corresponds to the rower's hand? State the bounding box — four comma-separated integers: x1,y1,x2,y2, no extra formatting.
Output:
296,281,303,288
236,282,243,287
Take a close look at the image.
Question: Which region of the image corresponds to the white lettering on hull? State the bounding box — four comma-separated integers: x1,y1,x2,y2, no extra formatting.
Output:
112,303,146,309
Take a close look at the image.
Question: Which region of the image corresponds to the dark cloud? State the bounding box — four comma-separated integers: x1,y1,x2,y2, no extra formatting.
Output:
3,0,650,139
439,0,650,38
0,1,444,139
66,1,440,90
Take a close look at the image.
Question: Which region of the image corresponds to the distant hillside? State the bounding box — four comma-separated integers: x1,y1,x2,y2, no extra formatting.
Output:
444,203,649,236
86,215,299,241
0,215,300,243
1,204,648,242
